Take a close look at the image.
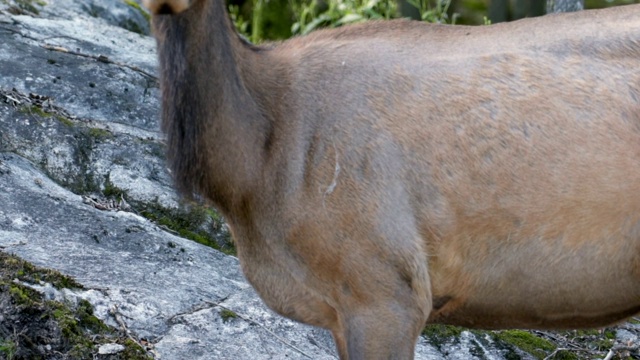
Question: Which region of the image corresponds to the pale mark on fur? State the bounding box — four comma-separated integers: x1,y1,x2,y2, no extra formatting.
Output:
321,142,341,208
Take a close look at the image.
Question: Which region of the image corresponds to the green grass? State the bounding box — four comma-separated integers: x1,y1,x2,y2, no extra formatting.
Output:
0,338,16,360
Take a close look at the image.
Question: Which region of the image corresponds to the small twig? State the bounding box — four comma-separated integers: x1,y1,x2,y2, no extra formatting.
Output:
603,343,640,360
204,301,315,359
157,224,180,236
0,241,27,249
544,347,569,360
617,343,640,353
41,44,157,81
109,305,143,347
603,348,615,360
0,25,26,38
167,299,224,323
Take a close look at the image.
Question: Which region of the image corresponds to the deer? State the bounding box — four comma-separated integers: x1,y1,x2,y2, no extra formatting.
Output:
141,0,640,358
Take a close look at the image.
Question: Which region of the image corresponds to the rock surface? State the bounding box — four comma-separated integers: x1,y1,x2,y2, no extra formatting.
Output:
0,1,635,359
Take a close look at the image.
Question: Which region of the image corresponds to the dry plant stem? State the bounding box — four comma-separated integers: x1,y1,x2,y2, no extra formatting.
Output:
543,348,568,360
109,305,145,348
41,44,158,81
2,25,155,80
203,301,317,359
603,344,640,360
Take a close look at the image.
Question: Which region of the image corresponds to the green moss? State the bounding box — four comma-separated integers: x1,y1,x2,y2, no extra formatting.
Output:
76,299,110,333
124,0,151,22
558,328,616,353
52,304,80,339
220,308,238,323
551,350,580,360
124,19,145,34
18,105,75,128
14,0,41,14
122,0,151,34
422,324,464,348
6,255,83,290
49,300,111,358
103,174,127,198
87,127,113,141
628,318,640,325
0,253,152,359
19,105,50,118
140,202,236,255
492,330,556,359
9,284,39,306
121,338,151,360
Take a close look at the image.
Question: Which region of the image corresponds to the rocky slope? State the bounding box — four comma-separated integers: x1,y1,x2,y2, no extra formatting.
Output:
0,0,637,359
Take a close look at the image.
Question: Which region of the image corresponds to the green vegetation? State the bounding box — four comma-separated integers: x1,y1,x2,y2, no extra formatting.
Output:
491,330,565,360
0,338,16,360
420,326,607,359
124,0,151,22
9,283,39,306
224,0,638,43
140,201,235,255
220,308,238,322
121,0,150,34
19,104,76,128
557,329,617,354
407,0,457,23
103,174,127,198
6,254,83,290
0,252,152,360
422,324,465,348
12,0,45,14
291,0,398,35
56,115,74,127
19,104,50,118
101,172,234,255
87,127,114,142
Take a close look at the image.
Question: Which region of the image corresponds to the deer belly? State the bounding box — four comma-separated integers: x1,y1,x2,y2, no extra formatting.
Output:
427,231,640,329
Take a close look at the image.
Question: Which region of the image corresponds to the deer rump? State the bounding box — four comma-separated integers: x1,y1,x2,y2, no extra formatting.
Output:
145,1,640,359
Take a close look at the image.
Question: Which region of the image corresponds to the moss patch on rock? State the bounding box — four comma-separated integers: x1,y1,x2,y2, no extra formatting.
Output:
422,324,465,349
492,330,557,359
124,0,150,22
220,308,238,323
6,0,45,15
0,252,152,359
140,201,235,255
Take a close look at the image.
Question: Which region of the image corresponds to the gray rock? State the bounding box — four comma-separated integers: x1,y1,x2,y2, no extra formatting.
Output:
99,343,127,355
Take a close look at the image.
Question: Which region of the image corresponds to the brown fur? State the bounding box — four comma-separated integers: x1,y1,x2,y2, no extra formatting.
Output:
142,0,640,358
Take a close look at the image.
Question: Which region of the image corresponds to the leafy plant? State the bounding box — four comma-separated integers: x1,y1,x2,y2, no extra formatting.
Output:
291,0,398,35
0,338,17,360
229,4,251,37
406,0,458,23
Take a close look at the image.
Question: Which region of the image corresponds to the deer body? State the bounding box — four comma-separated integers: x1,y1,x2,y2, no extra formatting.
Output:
143,0,640,358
